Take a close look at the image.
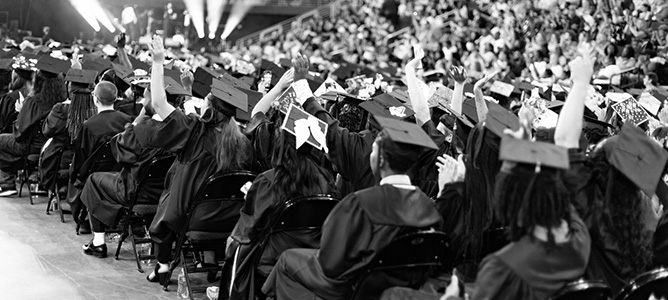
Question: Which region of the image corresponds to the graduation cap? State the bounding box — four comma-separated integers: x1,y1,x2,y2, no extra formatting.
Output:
65,69,98,85
388,88,410,103
604,123,668,197
306,74,325,92
260,59,286,76
359,93,415,120
374,116,438,150
490,80,515,98
500,138,569,169
221,72,251,89
163,76,191,96
278,58,292,69
111,63,133,81
484,102,520,137
163,67,182,84
82,56,112,73
319,90,365,104
210,78,248,117
35,55,70,77
281,103,329,152
192,67,222,98
0,48,20,59
236,88,263,122
461,99,479,124
513,81,537,95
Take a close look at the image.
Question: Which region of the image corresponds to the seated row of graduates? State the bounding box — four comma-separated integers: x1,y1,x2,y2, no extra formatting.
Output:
2,36,666,300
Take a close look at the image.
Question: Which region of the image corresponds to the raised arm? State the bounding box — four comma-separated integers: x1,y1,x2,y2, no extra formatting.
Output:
148,36,175,119
448,66,467,115
405,44,430,126
252,68,294,117
115,33,133,69
472,70,498,123
554,44,596,149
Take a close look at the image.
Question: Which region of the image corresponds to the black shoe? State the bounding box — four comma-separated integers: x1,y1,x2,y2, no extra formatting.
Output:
146,263,170,286
82,240,107,258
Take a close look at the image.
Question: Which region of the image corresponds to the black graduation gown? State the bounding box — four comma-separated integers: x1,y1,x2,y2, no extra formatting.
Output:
243,112,273,173
409,120,451,198
133,109,253,243
561,148,658,293
69,110,133,186
301,97,377,196
81,117,167,227
41,101,73,190
471,208,590,300
0,94,53,170
228,168,337,300
261,184,442,300
0,90,19,134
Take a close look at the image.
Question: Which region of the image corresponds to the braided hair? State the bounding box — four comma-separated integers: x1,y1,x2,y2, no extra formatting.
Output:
66,84,96,143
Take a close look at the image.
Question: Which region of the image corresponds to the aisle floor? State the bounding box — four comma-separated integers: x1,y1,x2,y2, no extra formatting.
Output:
0,191,213,300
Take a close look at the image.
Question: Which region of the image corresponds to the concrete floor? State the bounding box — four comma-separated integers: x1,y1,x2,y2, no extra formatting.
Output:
0,192,214,300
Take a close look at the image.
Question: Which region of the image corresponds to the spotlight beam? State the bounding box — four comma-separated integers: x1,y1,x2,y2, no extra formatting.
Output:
69,0,100,32
207,0,227,39
221,0,260,40
184,0,206,39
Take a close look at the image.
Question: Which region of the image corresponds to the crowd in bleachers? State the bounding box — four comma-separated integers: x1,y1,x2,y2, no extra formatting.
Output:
1,0,668,299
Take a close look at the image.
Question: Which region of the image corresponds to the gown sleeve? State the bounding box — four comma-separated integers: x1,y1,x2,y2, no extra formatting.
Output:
302,97,374,186
230,172,274,244
111,124,140,166
14,97,41,142
435,182,466,240
43,103,68,138
317,193,372,279
471,255,518,300
133,109,199,153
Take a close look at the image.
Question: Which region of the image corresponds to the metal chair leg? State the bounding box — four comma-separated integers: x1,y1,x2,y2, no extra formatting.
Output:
115,222,129,260
56,186,65,223
46,191,52,214
130,228,144,273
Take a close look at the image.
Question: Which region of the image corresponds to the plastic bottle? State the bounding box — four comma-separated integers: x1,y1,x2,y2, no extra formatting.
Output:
177,268,189,299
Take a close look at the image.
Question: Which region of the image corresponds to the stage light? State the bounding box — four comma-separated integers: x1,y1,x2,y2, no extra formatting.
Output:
69,0,100,32
184,0,206,39
90,0,116,33
207,0,227,39
220,0,260,40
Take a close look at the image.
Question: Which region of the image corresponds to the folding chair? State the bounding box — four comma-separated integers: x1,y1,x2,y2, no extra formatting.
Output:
549,279,612,300
348,230,452,300
230,195,340,299
614,268,668,300
114,154,176,273
17,119,46,203
73,141,122,234
165,170,257,299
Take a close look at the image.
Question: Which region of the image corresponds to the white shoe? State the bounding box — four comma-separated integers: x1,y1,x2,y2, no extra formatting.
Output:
206,286,219,300
0,189,18,197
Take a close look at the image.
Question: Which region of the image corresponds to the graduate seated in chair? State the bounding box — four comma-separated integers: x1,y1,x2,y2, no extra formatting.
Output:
0,56,67,196
260,116,442,300
137,36,256,286
226,104,338,300
80,88,181,258
67,80,133,233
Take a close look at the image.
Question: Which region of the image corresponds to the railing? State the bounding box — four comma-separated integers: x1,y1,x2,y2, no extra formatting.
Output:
234,0,340,47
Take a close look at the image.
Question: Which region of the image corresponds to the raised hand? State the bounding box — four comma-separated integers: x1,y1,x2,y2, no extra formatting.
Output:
406,43,425,72
569,43,596,84
448,66,468,84
116,32,127,48
503,118,533,140
436,154,466,195
276,68,295,90
474,69,500,89
292,53,310,82
180,69,194,90
148,35,166,64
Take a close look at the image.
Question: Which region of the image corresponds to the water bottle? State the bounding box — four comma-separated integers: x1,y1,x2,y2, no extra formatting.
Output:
138,243,152,264
177,268,189,299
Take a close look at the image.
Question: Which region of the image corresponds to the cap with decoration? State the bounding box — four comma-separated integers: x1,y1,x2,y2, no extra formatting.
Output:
374,116,438,150
281,103,329,152
359,93,415,120
0,58,12,71
604,123,668,197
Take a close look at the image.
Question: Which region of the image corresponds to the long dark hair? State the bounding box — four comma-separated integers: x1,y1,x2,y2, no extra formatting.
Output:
461,125,502,259
270,125,337,201
32,71,67,106
204,97,252,172
587,149,654,275
66,84,96,143
494,164,573,246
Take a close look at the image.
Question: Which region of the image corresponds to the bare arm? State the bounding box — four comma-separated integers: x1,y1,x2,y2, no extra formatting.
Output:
148,36,175,119
449,66,468,115
473,70,499,122
252,68,294,117
555,44,597,149
405,44,430,126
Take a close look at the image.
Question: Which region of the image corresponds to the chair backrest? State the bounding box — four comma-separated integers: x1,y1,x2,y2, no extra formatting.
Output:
183,170,257,233
270,195,340,234
131,154,176,205
615,268,668,300
349,230,451,300
550,279,612,300
77,141,121,183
